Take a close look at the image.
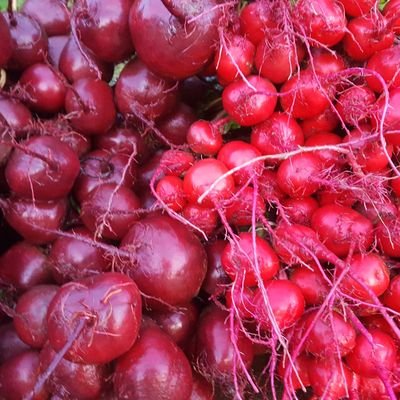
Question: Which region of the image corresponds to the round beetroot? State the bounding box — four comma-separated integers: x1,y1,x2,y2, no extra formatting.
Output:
0,323,30,364
0,13,13,68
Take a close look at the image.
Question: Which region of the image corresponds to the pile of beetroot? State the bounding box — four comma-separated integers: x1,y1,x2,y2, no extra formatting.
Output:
2,0,400,398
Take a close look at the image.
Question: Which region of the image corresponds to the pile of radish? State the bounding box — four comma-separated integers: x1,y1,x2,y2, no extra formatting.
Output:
2,0,400,398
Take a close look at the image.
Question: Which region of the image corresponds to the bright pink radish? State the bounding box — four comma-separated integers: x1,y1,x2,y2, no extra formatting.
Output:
187,120,223,156
277,353,311,391
182,204,218,237
304,132,342,168
281,197,319,226
383,275,400,313
156,175,186,212
339,0,377,17
300,106,339,137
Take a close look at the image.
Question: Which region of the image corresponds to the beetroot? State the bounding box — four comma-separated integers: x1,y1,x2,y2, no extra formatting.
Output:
0,13,13,68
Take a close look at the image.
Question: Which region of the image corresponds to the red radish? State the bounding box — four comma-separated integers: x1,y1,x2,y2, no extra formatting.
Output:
346,329,397,378
49,226,110,283
221,232,280,287
384,0,400,33
253,280,305,331
222,75,277,126
251,112,304,162
276,153,323,198
0,13,13,68
317,186,357,207
158,150,195,177
115,59,179,121
65,77,116,135
377,218,400,257
258,169,286,202
80,183,141,240
22,0,70,36
300,106,339,138
156,175,186,212
187,120,223,156
311,204,374,257
304,132,342,169
226,286,256,320
0,323,30,364
294,0,347,47
0,241,51,292
14,284,58,348
183,159,235,207
39,343,107,400
129,0,221,79
75,0,133,63
306,49,346,76
190,373,214,400
114,324,193,400
217,141,263,185
5,136,80,201
0,350,48,400
182,204,218,237
359,376,392,400
19,63,66,114
339,0,377,17
290,265,329,306
59,35,113,83
195,305,254,375
383,275,400,313
3,197,68,245
343,13,394,61
255,34,305,85
281,197,319,226
47,272,142,364
119,215,207,309
277,353,311,391
215,33,255,85
280,70,330,119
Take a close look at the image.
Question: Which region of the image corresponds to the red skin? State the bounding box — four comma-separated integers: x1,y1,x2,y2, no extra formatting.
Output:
190,373,214,400
4,197,68,245
47,272,142,364
254,280,305,331
215,33,255,85
115,59,179,121
294,0,347,47
0,323,30,364
129,0,221,79
255,34,305,85
6,136,80,201
225,286,256,319
300,107,339,138
307,49,346,76
14,284,58,348
384,0,400,34
182,204,219,237
183,159,235,207
155,175,186,212
0,13,13,68
114,325,193,400
0,351,48,400
222,75,277,126
346,329,397,378
251,112,304,164
383,275,400,313
343,13,394,61
187,120,223,156
366,46,400,92
40,343,107,400
195,305,254,375
80,183,141,240
277,353,311,391
311,204,374,257
258,169,286,202
280,70,330,119
59,35,113,83
276,153,323,198
221,232,280,287
119,215,207,309
339,0,377,17
49,226,110,283
3,12,48,70
22,0,70,36
377,218,400,257
317,186,357,208
304,132,342,169
0,241,51,292
217,140,263,185
75,0,133,63
281,197,319,226
290,265,329,306
159,150,195,177
65,78,116,135
0,95,33,138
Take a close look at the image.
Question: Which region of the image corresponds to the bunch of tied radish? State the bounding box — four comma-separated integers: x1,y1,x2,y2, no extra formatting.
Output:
3,0,400,399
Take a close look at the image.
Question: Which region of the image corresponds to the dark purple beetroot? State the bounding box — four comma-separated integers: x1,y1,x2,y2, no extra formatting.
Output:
157,103,196,145
65,77,116,135
49,226,110,283
0,323,30,364
0,116,13,165
190,373,214,400
47,272,142,364
119,214,207,309
114,324,193,400
3,12,48,70
75,0,133,63
5,136,80,201
0,241,51,292
22,0,70,36
47,34,68,67
115,59,179,121
80,183,141,240
59,35,114,82
14,284,58,348
149,302,198,345
19,63,66,114
0,350,48,399
129,0,221,79
3,197,68,245
40,343,108,399
0,95,33,138
0,13,13,68
74,149,137,203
